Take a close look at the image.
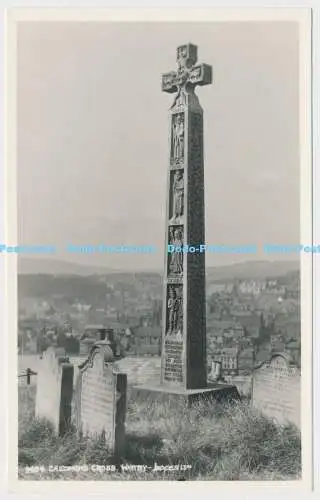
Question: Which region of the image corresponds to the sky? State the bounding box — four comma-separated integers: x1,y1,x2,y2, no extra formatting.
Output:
17,21,300,271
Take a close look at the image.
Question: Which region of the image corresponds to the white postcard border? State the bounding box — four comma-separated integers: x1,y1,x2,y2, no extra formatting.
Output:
2,5,315,497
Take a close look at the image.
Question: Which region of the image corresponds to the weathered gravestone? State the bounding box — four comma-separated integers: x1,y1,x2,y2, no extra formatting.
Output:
35,347,74,436
74,341,127,457
252,353,301,429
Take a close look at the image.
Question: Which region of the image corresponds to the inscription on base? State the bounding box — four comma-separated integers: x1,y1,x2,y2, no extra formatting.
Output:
164,340,183,383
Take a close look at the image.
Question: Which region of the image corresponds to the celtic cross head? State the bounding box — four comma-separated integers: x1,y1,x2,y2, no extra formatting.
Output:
162,43,212,94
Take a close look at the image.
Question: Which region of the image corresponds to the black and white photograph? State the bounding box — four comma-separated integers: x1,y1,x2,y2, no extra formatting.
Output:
4,8,313,486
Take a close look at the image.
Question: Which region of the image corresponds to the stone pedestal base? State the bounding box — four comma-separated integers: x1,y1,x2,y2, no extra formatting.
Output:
131,382,240,407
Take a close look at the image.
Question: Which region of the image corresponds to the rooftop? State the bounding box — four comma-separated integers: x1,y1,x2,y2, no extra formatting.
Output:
220,347,239,356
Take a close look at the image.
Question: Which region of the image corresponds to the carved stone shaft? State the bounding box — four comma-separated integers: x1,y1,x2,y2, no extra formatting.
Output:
160,44,212,390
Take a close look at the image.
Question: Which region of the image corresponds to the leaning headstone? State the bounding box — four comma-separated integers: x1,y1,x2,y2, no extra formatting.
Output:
252,353,300,429
75,341,127,457
35,347,74,436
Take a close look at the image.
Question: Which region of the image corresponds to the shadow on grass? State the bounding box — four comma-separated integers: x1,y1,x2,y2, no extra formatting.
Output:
125,433,163,464
18,386,301,480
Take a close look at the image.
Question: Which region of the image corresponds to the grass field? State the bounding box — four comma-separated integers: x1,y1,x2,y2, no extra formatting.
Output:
18,385,301,481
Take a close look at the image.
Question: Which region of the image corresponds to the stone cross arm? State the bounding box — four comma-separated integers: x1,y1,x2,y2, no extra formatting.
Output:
162,63,212,93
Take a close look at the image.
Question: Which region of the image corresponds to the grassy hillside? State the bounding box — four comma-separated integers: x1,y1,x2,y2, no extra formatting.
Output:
18,386,301,481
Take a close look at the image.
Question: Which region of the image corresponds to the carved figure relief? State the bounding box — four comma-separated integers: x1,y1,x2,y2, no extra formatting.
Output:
171,91,187,111
176,294,183,336
171,113,184,162
169,227,183,275
177,45,188,65
170,170,184,224
188,65,202,83
167,286,183,336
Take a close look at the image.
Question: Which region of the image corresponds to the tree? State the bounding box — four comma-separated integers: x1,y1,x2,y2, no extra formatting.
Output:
257,312,271,347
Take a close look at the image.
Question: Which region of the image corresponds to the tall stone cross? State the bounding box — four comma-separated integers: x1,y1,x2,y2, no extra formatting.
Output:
161,44,212,390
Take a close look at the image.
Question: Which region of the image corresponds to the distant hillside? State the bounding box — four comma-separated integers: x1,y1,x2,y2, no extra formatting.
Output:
18,273,162,300
18,259,299,300
207,260,300,283
18,258,119,276
18,257,299,281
